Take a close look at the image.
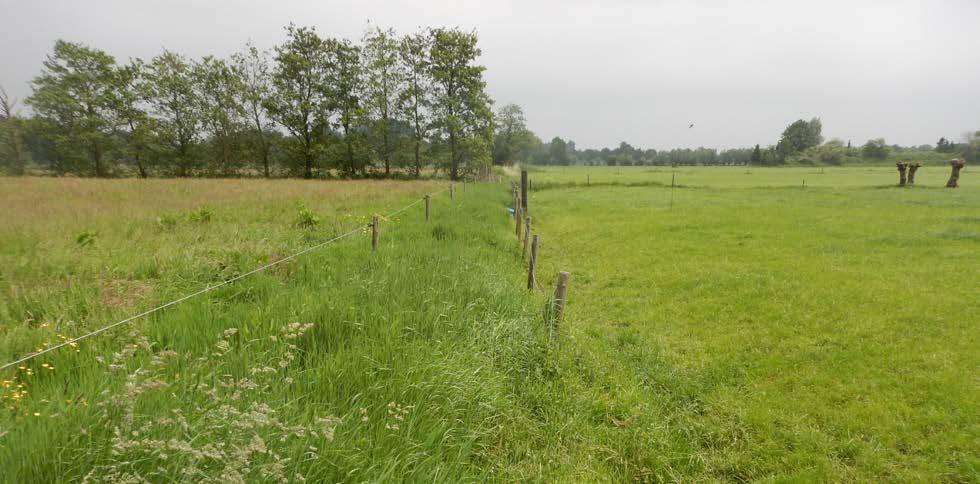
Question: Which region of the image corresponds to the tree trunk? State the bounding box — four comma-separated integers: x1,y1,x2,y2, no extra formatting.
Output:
414,139,421,178
449,130,458,181
896,161,908,186
383,125,390,176
346,139,355,176
302,130,313,179
177,141,188,177
135,150,147,178
93,143,104,178
262,142,270,178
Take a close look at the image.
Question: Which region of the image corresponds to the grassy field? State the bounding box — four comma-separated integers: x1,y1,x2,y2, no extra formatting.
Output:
0,178,559,482
527,164,961,189
524,165,979,481
1,168,978,481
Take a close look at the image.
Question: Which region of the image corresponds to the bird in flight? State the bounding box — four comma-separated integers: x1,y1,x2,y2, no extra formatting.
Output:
689,123,695,129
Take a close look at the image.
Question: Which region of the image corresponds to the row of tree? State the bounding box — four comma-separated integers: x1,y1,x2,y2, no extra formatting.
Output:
497,115,978,166
0,24,493,179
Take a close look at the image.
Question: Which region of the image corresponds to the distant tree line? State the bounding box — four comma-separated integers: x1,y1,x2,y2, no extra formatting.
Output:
492,113,978,167
0,24,493,179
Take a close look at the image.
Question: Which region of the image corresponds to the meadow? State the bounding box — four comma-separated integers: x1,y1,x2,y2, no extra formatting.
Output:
0,166,978,482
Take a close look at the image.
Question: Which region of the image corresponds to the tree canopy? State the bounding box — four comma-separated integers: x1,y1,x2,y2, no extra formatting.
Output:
6,25,495,179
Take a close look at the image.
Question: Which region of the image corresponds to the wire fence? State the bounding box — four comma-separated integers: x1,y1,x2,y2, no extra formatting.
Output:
0,187,450,373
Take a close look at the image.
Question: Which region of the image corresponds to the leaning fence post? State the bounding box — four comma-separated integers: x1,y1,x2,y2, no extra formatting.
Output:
527,235,539,290
424,195,430,222
552,271,570,338
371,215,379,252
522,216,531,260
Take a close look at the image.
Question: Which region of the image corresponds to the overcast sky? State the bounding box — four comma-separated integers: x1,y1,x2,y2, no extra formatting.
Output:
2,0,978,149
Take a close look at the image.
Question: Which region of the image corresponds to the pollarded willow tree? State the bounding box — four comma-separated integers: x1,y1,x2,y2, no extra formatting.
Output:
27,40,118,176
361,26,407,176
143,51,202,177
264,24,331,179
428,28,493,180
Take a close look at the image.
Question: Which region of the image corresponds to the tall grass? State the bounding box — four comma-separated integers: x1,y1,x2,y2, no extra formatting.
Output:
0,180,555,481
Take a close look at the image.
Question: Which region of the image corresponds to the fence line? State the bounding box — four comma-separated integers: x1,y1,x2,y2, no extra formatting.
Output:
0,188,449,373
513,172,570,341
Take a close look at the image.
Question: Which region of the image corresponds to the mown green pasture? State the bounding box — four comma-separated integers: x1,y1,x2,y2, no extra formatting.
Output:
524,165,978,481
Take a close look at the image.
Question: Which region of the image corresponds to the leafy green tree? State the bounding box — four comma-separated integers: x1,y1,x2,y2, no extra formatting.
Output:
962,131,979,163
398,31,433,177
27,40,118,176
325,38,365,176
232,42,276,177
861,138,890,159
0,85,29,174
361,27,405,176
936,137,954,153
110,60,156,178
265,24,331,179
549,136,569,165
144,51,202,176
193,56,247,175
429,28,492,180
750,144,762,164
807,139,847,165
776,117,823,161
492,103,533,165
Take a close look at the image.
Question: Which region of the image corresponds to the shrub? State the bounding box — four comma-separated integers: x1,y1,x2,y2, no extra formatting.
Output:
295,207,320,229
187,206,213,223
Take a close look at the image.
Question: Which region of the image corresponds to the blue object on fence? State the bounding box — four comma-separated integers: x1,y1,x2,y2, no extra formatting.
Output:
507,207,515,215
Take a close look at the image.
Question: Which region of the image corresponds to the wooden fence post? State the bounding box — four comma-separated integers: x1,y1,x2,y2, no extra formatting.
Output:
587,174,590,187
521,170,528,213
527,235,539,290
515,205,523,239
450,183,455,200
522,216,531,260
513,191,520,219
424,195,430,222
552,271,570,338
371,215,379,252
